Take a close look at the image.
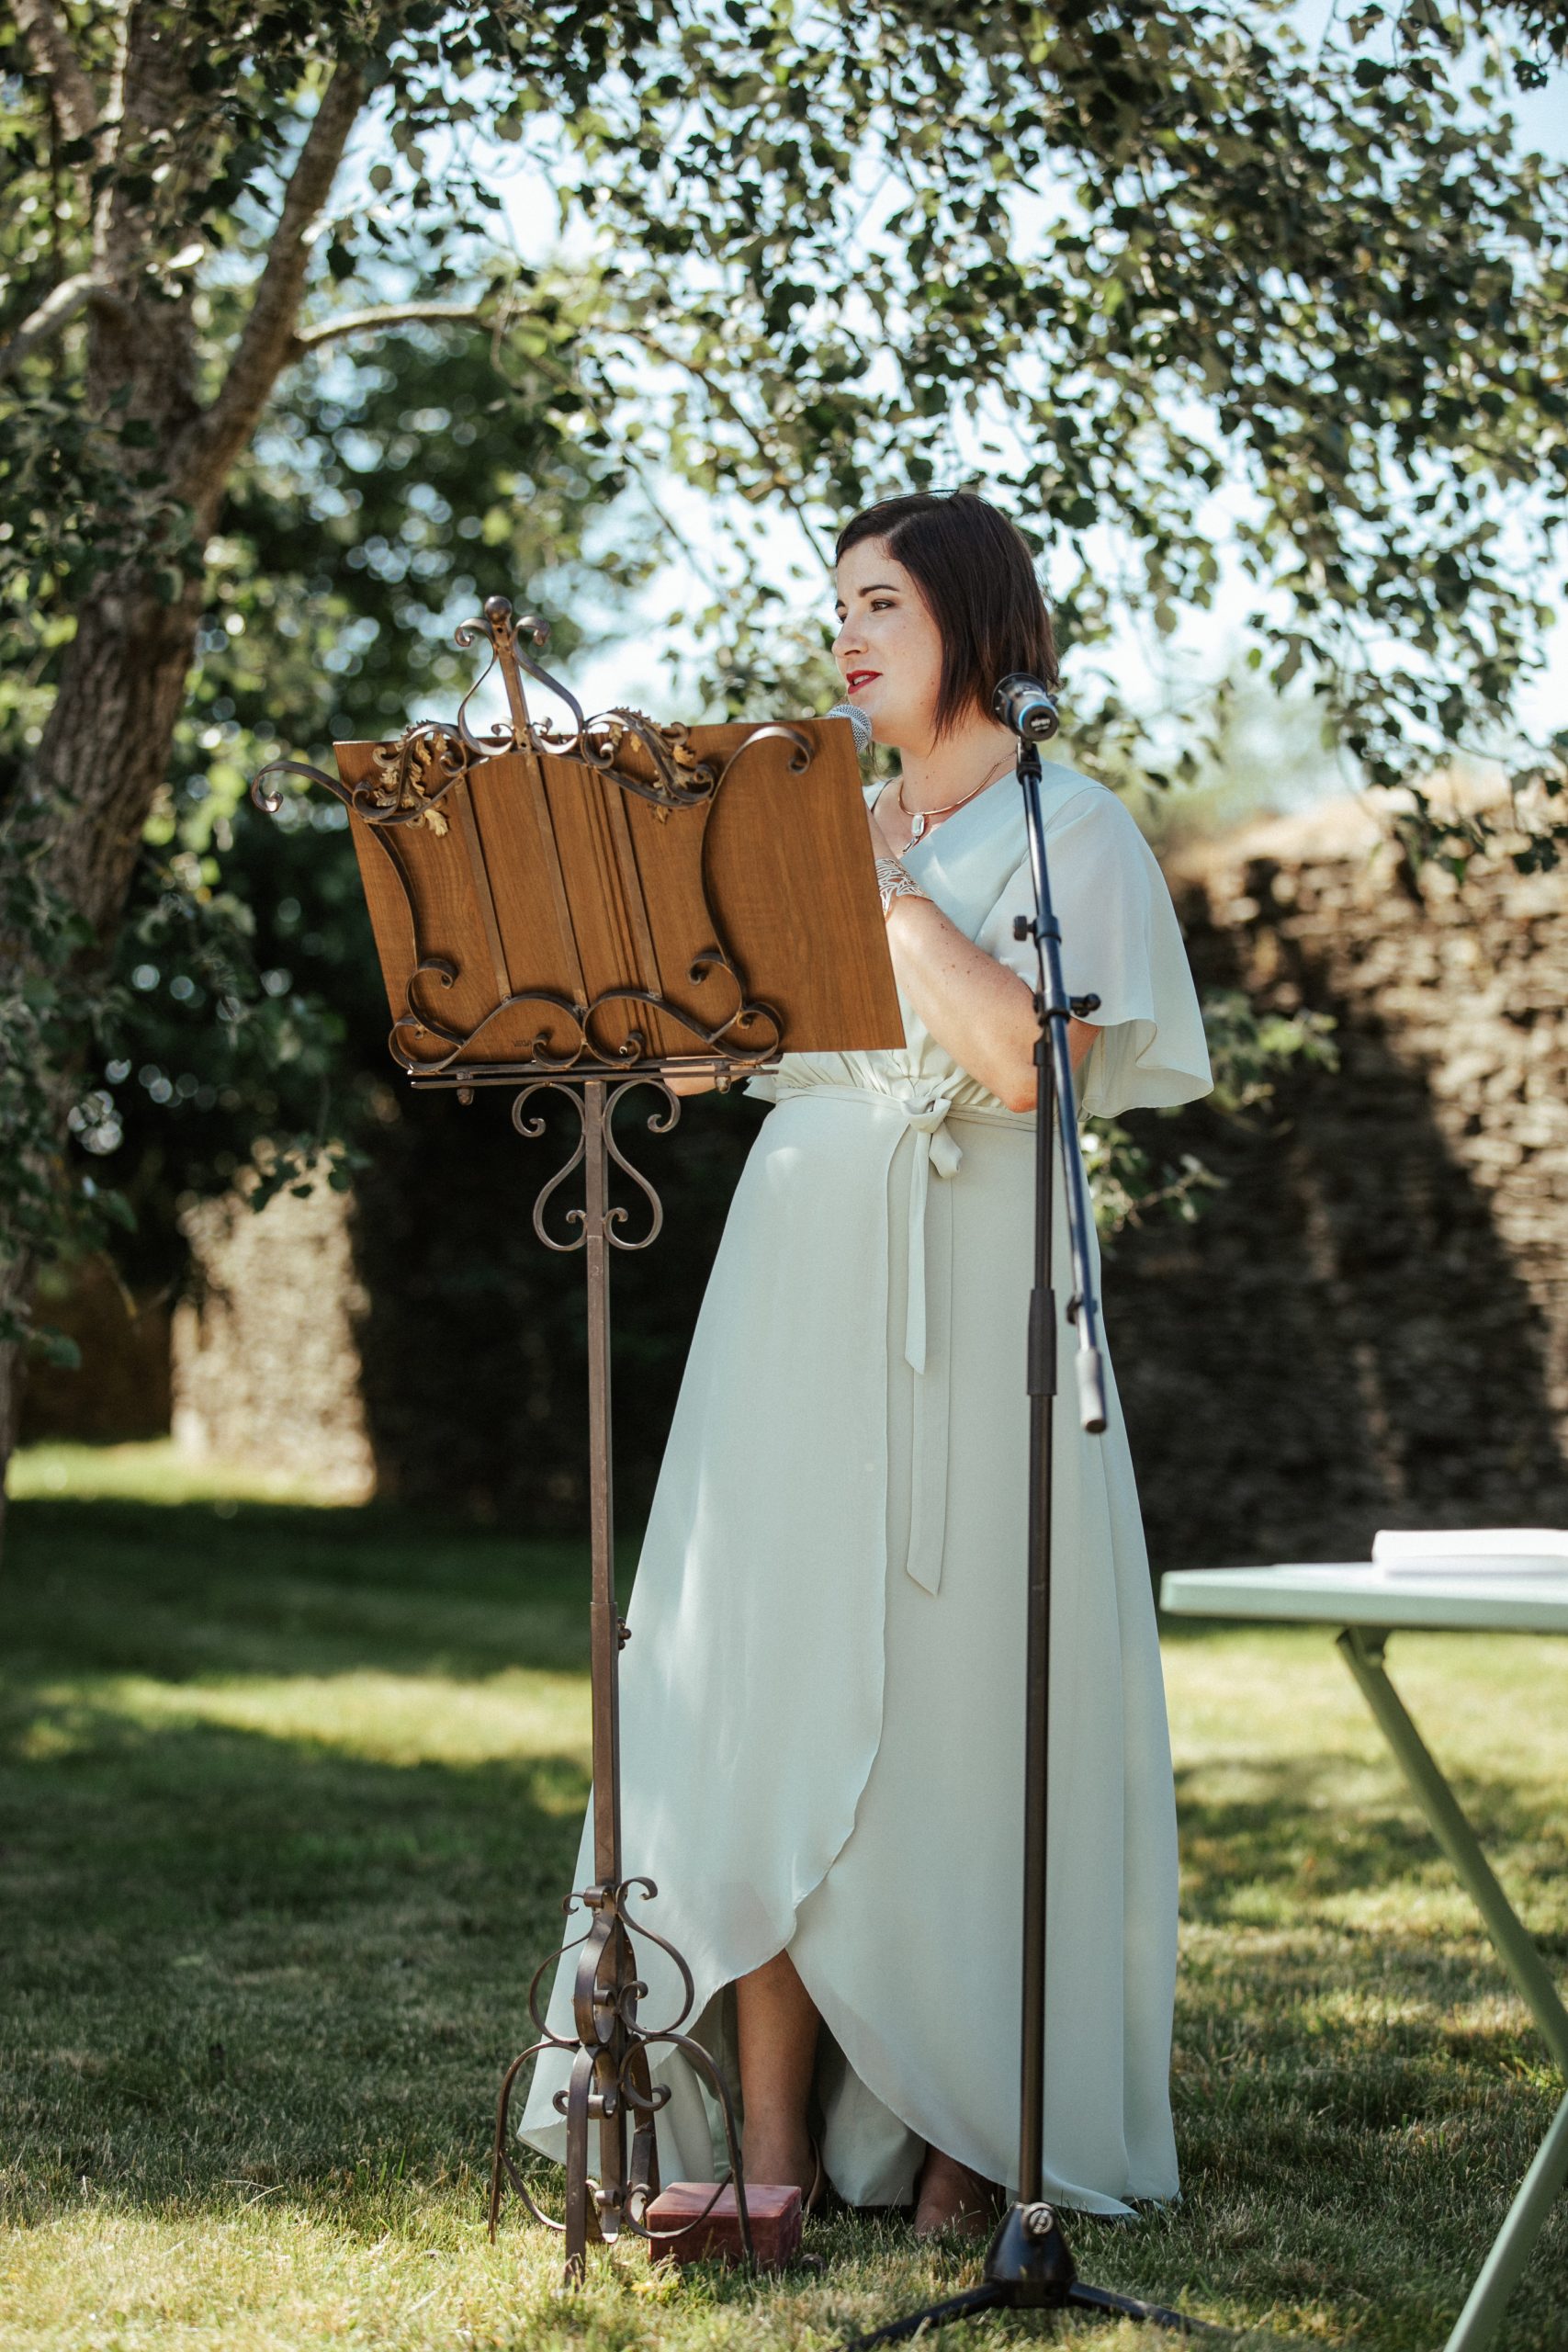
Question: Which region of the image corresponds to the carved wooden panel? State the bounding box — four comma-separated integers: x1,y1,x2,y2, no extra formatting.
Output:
336,717,904,1076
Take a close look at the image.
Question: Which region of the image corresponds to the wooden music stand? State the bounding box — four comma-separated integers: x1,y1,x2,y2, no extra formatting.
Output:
252,594,903,2284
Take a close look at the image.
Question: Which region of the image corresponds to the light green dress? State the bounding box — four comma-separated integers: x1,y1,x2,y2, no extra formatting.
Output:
518,759,1212,2212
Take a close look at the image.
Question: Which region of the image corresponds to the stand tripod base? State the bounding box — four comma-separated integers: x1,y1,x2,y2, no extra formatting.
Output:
840,2203,1223,2349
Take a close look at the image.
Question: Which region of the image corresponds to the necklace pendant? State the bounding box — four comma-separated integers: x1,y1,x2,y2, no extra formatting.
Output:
908,812,927,844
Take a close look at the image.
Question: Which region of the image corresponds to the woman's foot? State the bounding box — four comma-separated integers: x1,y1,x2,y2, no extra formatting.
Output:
912,2144,1003,2240
736,1951,824,2211
742,2121,825,2214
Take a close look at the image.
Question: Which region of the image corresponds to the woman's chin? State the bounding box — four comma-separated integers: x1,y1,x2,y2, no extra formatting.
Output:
863,706,908,749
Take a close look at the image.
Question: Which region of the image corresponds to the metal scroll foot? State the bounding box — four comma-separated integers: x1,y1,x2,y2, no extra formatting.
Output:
489,1875,755,2285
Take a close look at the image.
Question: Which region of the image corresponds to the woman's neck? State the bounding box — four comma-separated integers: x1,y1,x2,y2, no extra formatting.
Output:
894,709,1020,813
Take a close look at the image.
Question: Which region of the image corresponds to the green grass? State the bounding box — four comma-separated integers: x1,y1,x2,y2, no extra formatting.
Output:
2,1442,1565,2349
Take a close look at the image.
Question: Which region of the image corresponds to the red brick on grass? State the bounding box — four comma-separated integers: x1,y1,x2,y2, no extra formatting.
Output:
644,2180,802,2268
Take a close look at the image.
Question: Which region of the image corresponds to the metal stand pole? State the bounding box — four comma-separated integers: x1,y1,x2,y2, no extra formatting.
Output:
842,744,1213,2348
490,1075,754,2284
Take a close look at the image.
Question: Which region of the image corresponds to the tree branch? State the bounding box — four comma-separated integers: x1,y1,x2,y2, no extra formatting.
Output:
616,321,833,565
0,273,98,379
14,0,100,152
292,300,491,354
189,60,366,495
0,272,132,381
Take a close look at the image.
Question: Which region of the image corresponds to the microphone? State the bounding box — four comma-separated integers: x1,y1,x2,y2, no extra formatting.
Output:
992,673,1060,743
827,698,873,754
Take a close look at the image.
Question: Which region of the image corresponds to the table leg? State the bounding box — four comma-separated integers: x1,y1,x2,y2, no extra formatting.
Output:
1337,1626,1568,2352
1444,2090,1568,2352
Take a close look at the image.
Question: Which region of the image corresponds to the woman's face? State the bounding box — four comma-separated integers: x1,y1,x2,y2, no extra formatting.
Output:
832,537,944,750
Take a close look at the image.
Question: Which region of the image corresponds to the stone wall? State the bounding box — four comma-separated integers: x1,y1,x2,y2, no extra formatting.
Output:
1107,791,1568,1573
171,1170,376,1500
19,1257,171,1444
160,1085,761,1529
70,785,1568,1567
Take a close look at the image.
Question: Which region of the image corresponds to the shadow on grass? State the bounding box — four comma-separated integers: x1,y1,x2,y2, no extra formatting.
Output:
0,1489,613,2227
1174,1747,1568,1947
0,1492,620,1683
4,1488,1566,2348
1,1700,592,2223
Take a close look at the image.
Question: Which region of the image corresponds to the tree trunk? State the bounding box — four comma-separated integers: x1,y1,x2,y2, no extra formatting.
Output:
0,1250,39,1554
0,11,366,1552
18,574,207,939
0,570,206,1531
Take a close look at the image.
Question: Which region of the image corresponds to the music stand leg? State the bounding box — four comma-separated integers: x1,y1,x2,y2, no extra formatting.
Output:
488,1075,754,2285
1339,1628,1568,2349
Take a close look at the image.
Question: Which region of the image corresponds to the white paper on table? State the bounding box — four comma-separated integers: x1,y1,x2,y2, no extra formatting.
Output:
1372,1527,1568,1578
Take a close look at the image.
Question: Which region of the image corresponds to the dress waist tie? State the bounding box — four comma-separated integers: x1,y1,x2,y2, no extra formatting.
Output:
760,1080,1033,1598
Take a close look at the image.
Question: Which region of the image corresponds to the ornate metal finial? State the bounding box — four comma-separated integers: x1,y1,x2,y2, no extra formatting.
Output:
444,596,731,814
252,586,813,829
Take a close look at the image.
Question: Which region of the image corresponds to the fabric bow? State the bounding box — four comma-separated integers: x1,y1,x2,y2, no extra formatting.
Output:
900,1100,964,1377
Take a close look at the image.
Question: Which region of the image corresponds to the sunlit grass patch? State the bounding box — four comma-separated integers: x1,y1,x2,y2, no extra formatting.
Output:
17,1668,592,1774
1,1458,1564,2346
7,1440,356,1510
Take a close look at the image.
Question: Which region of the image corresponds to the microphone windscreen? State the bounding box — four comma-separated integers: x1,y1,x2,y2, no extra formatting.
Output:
827,699,873,754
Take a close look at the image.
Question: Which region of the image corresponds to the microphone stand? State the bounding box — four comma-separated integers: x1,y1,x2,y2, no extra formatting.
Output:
840,734,1215,2347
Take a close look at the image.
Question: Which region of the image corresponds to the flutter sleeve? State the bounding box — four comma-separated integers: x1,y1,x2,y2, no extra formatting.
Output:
976,783,1213,1120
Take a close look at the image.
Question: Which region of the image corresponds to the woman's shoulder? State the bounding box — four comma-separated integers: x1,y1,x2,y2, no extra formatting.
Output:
984,762,1143,862
1037,759,1123,821
1034,763,1160,868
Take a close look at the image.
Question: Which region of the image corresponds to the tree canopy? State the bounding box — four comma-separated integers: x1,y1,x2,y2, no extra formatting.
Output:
1,0,1564,1510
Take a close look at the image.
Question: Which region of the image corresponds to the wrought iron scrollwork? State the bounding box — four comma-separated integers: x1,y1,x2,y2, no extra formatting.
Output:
510,1079,676,1254
454,595,725,812
253,596,815,832
250,724,473,831
489,1872,753,2262
390,974,783,1082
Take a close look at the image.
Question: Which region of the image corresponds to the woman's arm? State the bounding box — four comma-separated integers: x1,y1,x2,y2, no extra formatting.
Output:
663,806,1098,1108
883,891,1096,1115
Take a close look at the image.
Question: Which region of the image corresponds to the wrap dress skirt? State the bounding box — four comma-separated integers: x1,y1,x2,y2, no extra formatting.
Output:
517,758,1213,2212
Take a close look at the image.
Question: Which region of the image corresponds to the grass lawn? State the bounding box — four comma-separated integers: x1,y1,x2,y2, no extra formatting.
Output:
2,1442,1565,2349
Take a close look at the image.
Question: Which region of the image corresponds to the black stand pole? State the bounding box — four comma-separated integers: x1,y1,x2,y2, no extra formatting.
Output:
841,742,1217,2347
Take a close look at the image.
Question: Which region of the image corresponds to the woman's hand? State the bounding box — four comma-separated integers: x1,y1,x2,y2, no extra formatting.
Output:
869,832,1097,1114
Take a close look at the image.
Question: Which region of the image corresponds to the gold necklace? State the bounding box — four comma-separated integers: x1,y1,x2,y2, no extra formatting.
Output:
897,751,1016,848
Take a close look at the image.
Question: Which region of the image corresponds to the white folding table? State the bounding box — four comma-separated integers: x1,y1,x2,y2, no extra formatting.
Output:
1159,1547,1568,2352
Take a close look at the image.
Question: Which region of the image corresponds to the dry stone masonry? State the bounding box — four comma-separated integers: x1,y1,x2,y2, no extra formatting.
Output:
126,786,1568,1566
1110,791,1568,1573
172,1170,376,1500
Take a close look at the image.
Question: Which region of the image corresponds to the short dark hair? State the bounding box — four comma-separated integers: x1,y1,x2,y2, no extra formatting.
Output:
834,491,1057,741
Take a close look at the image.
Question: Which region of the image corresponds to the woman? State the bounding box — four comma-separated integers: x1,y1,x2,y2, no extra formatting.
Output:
518,490,1211,2237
